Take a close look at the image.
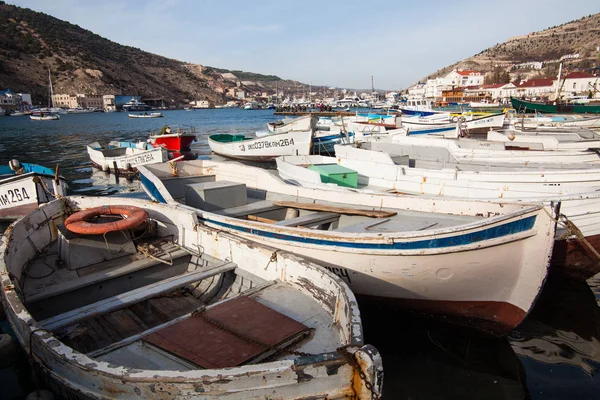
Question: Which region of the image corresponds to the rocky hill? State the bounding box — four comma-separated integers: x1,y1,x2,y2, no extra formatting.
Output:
420,12,600,85
0,1,303,105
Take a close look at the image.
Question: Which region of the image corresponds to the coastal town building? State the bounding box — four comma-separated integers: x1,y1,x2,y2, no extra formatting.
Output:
562,72,599,96
52,93,104,109
0,89,25,111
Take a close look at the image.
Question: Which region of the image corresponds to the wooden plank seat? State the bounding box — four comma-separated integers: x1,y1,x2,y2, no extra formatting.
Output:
275,212,340,227
26,246,191,304
40,261,237,331
214,200,284,218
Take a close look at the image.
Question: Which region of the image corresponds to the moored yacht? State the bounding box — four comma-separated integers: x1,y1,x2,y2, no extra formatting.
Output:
122,97,152,112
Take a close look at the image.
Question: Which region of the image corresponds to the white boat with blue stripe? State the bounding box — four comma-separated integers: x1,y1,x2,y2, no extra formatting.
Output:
138,158,557,335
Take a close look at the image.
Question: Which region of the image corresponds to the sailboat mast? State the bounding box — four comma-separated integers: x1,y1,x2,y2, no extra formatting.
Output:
48,67,55,108
554,62,563,101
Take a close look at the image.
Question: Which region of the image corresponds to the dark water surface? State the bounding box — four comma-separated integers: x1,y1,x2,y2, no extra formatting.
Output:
1,109,599,399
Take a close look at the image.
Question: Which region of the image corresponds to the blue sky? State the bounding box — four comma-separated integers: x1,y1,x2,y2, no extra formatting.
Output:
8,0,600,90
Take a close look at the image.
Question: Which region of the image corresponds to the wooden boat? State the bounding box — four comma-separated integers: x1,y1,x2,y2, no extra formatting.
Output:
277,143,600,280
129,112,163,118
267,115,316,133
484,129,600,151
511,97,600,114
148,126,197,160
0,160,67,220
0,196,383,399
138,159,557,335
355,127,600,166
399,112,506,134
510,114,600,129
208,130,313,161
87,141,168,175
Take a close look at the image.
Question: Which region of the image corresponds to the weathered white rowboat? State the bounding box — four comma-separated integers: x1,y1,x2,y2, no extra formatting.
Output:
484,129,600,151
267,115,317,133
138,159,557,335
87,141,168,175
0,160,67,220
0,196,383,399
277,143,600,280
208,130,313,161
355,128,600,166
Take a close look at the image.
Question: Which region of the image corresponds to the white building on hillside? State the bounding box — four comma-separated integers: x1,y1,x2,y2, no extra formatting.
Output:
561,72,599,97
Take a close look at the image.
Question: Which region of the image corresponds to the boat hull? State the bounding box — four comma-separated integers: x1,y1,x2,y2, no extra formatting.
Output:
149,134,196,152
1,197,383,400
0,172,67,220
87,142,168,175
208,131,313,161
511,97,600,114
138,161,556,335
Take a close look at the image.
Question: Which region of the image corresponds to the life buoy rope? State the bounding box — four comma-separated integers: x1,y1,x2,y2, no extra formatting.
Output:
64,205,148,235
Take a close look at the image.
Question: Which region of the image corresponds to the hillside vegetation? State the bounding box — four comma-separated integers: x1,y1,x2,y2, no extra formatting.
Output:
0,1,298,105
420,12,600,85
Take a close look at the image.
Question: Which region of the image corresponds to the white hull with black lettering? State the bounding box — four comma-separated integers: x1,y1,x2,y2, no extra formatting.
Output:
0,163,67,220
87,141,168,175
208,130,313,161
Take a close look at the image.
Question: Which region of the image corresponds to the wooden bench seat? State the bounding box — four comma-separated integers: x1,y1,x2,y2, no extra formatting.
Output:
26,247,190,304
215,200,284,218
275,212,340,228
40,261,237,331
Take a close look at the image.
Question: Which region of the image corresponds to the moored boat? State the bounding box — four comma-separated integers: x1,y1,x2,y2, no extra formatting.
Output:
267,115,316,134
122,97,152,112
276,143,600,280
208,130,313,161
30,112,60,121
129,112,163,118
0,196,383,399
0,160,67,220
511,97,600,114
148,125,197,157
87,141,168,175
138,159,558,335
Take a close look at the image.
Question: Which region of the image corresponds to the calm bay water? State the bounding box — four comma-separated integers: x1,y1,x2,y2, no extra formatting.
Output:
1,109,599,399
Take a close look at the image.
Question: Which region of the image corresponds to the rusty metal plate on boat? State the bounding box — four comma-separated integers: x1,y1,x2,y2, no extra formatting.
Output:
143,296,308,368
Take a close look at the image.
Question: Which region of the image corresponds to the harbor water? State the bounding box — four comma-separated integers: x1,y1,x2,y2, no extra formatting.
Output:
1,109,599,399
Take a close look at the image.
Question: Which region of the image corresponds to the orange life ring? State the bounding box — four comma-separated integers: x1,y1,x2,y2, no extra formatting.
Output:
64,205,148,235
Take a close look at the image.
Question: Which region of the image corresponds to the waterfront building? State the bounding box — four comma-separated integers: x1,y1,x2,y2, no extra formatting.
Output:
561,72,599,97
514,78,555,99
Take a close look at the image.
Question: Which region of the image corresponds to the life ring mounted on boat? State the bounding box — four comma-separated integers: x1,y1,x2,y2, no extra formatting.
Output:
64,205,148,235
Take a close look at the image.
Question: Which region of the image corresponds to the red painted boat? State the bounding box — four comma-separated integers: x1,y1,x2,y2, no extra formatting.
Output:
148,126,197,152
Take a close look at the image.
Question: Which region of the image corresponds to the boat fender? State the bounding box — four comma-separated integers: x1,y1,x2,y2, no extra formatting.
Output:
25,390,55,400
507,133,516,141
451,116,458,123
102,164,109,172
0,333,19,368
9,159,22,173
64,205,148,235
